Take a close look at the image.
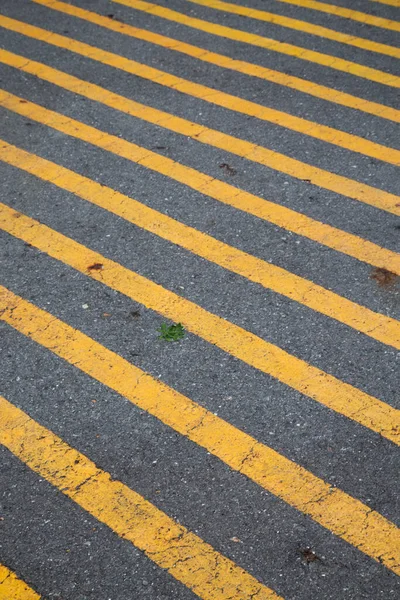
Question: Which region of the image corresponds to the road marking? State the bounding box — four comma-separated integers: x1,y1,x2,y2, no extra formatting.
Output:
0,81,399,275
0,46,398,217
1,294,400,573
1,212,399,444
370,0,400,7
179,0,400,57
4,96,400,345
1,1,398,593
0,397,282,600
24,1,394,124
110,0,400,87
0,565,40,600
19,2,398,161
276,0,400,32
0,106,399,349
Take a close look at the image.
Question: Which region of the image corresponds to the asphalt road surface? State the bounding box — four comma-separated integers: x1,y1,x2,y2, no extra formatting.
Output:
0,0,399,599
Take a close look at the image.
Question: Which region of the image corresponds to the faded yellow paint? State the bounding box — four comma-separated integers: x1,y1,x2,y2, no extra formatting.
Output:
180,0,400,57
0,397,282,600
0,217,399,444
21,2,399,159
26,0,396,124
0,129,400,349
0,27,399,215
0,565,40,600
110,0,400,87
0,296,400,574
277,0,400,32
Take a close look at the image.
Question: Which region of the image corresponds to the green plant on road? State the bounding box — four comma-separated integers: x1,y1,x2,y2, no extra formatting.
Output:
158,322,185,342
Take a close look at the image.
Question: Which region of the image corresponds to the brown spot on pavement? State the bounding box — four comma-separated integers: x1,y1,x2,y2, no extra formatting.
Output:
87,263,104,272
300,547,320,564
370,267,398,287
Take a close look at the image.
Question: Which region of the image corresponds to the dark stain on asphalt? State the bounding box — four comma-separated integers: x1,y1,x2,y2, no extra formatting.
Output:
370,267,398,287
300,547,320,564
219,163,237,175
107,14,124,22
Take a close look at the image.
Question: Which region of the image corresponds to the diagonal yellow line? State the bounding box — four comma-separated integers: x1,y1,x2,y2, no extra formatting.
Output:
0,98,399,350
178,0,400,57
0,61,399,272
276,0,400,32
371,0,400,6
27,0,397,123
0,396,282,600
23,1,400,163
0,42,398,217
111,0,400,86
0,205,399,444
0,565,40,600
1,292,400,573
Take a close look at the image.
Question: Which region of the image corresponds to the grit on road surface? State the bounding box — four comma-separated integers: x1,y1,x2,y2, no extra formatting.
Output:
0,0,399,598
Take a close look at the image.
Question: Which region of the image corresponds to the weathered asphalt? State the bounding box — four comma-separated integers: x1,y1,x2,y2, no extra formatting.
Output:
0,1,399,599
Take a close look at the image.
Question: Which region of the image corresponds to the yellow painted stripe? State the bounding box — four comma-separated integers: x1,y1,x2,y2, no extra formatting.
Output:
181,0,400,57
21,2,400,162
277,0,400,32
25,0,396,124
111,0,400,87
1,295,400,573
0,397,281,600
0,103,400,350
0,565,40,600
2,180,400,354
1,208,399,445
0,87,399,277
370,0,400,7
0,46,398,218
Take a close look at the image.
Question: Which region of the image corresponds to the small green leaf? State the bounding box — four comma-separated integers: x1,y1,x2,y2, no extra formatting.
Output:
158,322,185,342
